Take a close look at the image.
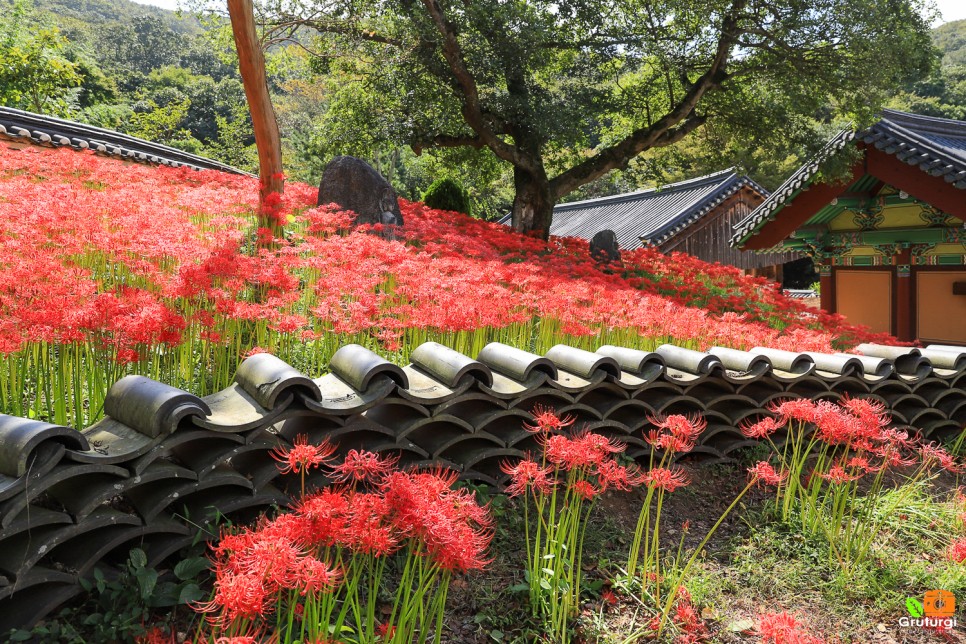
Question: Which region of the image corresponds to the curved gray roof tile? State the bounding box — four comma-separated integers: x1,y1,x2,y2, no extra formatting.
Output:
0,106,249,175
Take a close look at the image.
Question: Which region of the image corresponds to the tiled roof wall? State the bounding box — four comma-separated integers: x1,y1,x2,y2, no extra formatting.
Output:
0,106,248,175
0,339,964,629
551,170,768,249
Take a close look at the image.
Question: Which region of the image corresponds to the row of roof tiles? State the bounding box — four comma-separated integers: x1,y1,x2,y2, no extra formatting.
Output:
2,340,965,484
501,169,768,250
0,106,247,174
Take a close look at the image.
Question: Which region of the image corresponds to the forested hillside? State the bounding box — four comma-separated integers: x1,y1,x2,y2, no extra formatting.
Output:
889,19,966,120
33,0,197,32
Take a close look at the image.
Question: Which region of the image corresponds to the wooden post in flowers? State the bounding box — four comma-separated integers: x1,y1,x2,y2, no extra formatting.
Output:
227,0,284,244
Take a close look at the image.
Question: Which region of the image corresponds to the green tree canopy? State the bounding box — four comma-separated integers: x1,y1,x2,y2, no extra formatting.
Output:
259,0,936,236
0,0,82,115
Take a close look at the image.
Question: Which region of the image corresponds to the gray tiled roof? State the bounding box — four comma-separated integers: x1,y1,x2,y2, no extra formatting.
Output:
0,106,249,175
865,109,966,182
0,338,964,629
549,169,767,249
731,109,966,247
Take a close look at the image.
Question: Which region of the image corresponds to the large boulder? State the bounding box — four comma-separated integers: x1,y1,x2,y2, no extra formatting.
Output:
317,156,404,226
589,229,621,263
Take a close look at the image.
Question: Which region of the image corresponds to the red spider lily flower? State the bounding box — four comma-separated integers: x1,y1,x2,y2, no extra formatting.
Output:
748,461,788,487
840,395,890,427
813,408,857,446
270,434,336,475
768,399,819,425
564,431,627,469
337,492,399,556
873,444,918,468
846,456,877,473
256,227,275,246
500,458,556,497
596,459,644,492
758,611,825,644
672,595,708,640
739,417,781,439
197,570,269,623
570,479,599,500
601,589,618,606
919,443,962,473
818,465,861,484
382,469,493,572
218,529,306,590
645,413,706,454
947,537,966,563
881,427,913,447
541,431,623,470
137,626,173,644
542,434,577,467
331,449,399,485
295,488,350,548
647,413,707,442
376,623,397,639
642,466,691,492
214,637,258,644
524,405,576,434
289,556,342,594
645,429,696,454
956,489,966,527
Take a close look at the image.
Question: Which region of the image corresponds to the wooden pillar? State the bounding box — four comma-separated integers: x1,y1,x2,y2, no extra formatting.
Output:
818,263,833,313
896,265,912,341
895,249,913,342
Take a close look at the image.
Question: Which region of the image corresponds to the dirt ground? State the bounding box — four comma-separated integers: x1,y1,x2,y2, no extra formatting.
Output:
440,462,966,643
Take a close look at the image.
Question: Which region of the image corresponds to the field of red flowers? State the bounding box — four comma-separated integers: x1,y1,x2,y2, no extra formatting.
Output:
0,145,894,428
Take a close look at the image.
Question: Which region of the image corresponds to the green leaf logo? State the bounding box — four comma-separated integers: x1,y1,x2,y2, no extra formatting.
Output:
906,597,925,618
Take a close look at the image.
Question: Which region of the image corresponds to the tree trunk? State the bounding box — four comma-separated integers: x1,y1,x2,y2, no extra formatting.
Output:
511,167,554,239
227,0,284,243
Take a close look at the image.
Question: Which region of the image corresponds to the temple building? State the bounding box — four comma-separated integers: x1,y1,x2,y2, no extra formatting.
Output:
732,109,966,345
502,169,799,277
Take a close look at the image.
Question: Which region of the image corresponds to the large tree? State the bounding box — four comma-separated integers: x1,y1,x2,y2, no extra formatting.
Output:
259,0,935,236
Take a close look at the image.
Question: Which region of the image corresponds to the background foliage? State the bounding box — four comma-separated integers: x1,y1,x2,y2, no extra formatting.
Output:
0,0,963,220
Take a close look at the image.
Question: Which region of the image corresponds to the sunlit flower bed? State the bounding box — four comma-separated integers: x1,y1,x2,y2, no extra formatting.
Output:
0,146,894,427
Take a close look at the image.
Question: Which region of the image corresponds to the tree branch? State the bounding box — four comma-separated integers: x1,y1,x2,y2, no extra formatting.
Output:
263,17,404,47
411,134,485,155
548,0,747,199
419,0,537,172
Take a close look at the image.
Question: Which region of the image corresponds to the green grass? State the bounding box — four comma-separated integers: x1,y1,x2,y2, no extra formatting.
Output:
463,471,966,643
689,479,966,640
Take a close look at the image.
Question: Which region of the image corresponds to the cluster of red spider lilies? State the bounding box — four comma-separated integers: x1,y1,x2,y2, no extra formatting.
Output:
0,147,896,429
